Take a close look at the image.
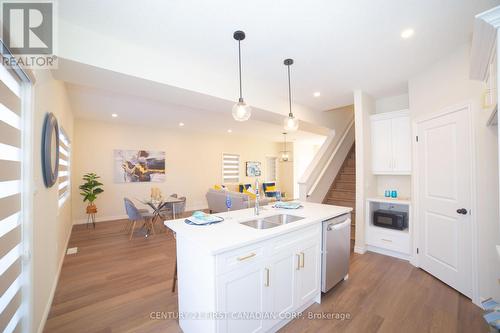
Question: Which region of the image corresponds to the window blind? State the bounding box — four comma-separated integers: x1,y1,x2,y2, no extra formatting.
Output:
58,128,70,207
222,153,240,183
0,60,23,333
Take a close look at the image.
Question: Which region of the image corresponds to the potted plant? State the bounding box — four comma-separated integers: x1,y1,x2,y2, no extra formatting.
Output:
79,173,104,215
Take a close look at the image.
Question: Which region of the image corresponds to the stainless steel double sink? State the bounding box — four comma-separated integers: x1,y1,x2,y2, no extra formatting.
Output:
240,214,304,229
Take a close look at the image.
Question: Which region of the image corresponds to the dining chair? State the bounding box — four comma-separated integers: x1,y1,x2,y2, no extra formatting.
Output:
162,193,178,212
124,198,154,240
173,196,186,218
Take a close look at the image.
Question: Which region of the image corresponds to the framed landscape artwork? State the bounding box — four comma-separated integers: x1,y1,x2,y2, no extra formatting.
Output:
246,161,262,177
114,149,165,183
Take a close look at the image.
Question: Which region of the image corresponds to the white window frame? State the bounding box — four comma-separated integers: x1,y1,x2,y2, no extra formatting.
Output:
222,152,240,184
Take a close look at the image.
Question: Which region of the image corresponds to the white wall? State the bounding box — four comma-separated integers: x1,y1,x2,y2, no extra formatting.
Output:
376,175,411,198
32,71,74,333
408,43,500,301
354,91,378,252
293,141,322,198
375,93,409,114
71,119,290,222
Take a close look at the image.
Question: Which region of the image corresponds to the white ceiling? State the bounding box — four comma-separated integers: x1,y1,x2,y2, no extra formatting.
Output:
54,59,331,143
57,0,500,112
65,82,329,143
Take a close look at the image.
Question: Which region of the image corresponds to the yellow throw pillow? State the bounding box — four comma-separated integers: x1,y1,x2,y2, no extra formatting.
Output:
214,184,225,190
266,185,276,192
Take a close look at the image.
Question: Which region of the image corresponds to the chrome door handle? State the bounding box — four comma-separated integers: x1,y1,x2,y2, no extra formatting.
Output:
264,268,270,287
299,252,305,268
296,254,301,270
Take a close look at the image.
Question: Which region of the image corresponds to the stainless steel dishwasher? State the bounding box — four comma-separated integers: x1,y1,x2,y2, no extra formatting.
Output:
321,213,351,293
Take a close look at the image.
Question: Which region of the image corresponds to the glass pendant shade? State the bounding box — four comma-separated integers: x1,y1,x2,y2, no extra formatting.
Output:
280,132,291,162
284,115,299,131
232,30,251,122
232,98,252,121
283,58,299,131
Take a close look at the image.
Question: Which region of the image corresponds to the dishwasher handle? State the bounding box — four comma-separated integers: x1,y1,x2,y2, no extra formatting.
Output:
326,218,351,231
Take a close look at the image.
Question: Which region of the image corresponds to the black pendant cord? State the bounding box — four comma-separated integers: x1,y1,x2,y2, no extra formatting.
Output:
287,64,292,117
238,40,243,101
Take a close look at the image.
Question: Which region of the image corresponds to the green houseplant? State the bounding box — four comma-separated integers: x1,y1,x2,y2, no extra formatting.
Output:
79,173,104,214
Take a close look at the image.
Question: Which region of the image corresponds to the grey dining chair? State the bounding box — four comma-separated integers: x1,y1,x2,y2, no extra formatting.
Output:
124,198,154,240
159,196,186,220
173,196,186,217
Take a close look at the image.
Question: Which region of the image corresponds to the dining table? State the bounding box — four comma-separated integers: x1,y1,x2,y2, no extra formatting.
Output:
140,196,184,237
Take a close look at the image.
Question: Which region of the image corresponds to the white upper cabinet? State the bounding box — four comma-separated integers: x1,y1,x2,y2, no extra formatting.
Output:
371,110,411,175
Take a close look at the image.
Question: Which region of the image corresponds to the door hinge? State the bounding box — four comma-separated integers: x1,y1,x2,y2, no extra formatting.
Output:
416,136,419,142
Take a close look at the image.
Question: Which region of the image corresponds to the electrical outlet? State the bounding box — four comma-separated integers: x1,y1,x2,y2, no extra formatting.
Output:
66,247,78,255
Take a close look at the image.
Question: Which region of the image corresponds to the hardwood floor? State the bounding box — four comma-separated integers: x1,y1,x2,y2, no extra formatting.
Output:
44,219,488,333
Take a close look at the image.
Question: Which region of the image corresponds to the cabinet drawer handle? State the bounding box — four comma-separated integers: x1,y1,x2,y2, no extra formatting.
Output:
265,268,270,287
237,252,256,261
296,254,301,270
381,238,393,243
300,252,305,268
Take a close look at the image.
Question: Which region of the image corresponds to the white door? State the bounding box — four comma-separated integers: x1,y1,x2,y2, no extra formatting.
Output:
416,105,472,297
296,241,321,303
392,115,412,173
371,118,393,173
217,264,267,333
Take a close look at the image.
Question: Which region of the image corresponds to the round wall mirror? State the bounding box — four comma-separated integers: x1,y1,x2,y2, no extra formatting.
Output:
42,112,59,188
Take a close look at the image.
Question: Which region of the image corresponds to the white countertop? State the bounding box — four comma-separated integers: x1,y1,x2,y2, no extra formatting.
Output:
165,202,352,255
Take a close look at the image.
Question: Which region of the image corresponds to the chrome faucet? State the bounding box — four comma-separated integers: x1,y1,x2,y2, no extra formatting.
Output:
254,179,260,215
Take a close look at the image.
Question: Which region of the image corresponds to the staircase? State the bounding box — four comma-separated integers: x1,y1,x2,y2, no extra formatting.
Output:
323,145,356,240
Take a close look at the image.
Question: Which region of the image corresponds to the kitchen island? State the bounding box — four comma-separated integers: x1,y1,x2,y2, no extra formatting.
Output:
165,202,352,333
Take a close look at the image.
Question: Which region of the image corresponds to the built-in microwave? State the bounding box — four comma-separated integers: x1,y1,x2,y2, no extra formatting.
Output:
373,209,408,230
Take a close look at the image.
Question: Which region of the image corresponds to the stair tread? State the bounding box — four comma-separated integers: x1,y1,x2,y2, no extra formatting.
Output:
329,188,355,193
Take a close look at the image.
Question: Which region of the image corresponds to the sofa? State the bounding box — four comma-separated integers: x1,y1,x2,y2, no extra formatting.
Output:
206,188,270,213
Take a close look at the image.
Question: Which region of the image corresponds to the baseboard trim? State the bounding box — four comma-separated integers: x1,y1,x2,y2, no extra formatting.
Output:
365,245,410,261
37,225,72,333
73,206,210,225
353,245,366,254
73,214,128,225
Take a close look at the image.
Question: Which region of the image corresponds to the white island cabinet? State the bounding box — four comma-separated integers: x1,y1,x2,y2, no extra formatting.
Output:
165,202,352,333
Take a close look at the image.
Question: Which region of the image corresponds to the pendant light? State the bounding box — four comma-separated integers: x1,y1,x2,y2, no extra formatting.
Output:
280,132,291,162
232,30,252,121
283,58,299,131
